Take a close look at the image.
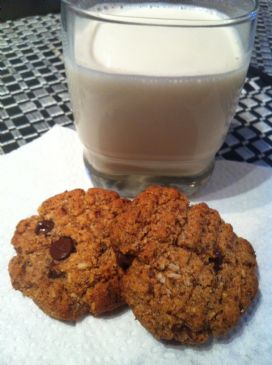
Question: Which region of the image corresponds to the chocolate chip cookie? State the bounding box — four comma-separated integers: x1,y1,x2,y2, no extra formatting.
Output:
9,188,130,321
113,186,258,345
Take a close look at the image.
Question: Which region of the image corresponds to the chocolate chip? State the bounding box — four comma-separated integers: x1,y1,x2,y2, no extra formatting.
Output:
172,323,183,332
61,206,68,214
48,269,66,279
148,269,155,278
100,243,108,254
50,237,76,260
209,249,223,273
35,220,54,235
115,251,134,271
147,283,154,295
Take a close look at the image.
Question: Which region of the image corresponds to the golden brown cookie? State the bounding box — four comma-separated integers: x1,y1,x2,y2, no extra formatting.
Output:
9,188,130,321
113,186,258,345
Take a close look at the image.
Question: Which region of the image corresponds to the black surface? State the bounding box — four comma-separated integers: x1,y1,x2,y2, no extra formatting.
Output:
0,0,60,21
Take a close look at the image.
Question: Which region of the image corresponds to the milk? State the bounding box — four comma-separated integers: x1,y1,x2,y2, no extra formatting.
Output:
65,4,249,176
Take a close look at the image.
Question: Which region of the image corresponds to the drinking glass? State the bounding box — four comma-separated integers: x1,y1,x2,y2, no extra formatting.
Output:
61,0,258,197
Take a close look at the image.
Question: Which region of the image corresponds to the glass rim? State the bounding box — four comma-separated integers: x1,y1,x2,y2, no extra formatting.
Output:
61,0,259,27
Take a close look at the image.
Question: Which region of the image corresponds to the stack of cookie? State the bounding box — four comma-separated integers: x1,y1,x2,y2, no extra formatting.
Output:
9,186,258,345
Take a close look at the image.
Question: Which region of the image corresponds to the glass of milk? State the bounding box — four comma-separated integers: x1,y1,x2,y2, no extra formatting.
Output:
61,0,258,197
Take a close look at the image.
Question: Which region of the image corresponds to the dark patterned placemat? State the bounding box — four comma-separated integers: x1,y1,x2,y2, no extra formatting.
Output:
0,14,73,153
251,0,272,75
1,1,272,167
217,67,272,167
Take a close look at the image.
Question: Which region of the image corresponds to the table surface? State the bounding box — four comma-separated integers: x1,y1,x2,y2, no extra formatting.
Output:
1,1,272,167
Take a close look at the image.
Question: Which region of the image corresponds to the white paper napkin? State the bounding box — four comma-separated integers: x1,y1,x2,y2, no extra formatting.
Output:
1,126,271,365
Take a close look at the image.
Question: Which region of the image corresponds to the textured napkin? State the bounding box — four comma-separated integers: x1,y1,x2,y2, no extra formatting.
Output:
1,126,271,365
